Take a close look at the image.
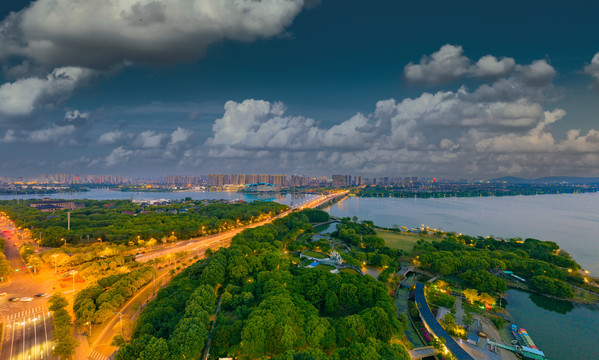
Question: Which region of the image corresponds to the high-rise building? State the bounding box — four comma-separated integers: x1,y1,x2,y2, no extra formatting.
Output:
332,175,351,187
245,174,258,184
270,175,286,186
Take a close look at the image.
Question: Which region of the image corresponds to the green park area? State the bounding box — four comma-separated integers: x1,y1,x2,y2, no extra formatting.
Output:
302,250,328,259
375,229,441,253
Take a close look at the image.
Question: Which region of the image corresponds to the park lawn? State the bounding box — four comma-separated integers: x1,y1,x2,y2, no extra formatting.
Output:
375,229,442,253
340,268,361,275
303,250,328,259
316,264,337,271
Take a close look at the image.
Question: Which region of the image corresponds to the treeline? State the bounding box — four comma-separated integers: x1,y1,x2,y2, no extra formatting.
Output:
0,199,287,247
74,267,156,324
117,211,409,360
357,184,598,199
0,237,12,279
49,293,79,359
529,275,574,298
415,234,581,297
329,218,403,275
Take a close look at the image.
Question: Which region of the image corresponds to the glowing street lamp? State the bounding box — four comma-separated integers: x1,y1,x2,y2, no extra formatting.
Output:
71,270,78,293
51,254,59,274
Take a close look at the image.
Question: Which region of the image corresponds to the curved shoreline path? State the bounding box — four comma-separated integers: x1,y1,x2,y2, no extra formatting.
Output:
135,191,348,264
414,283,474,360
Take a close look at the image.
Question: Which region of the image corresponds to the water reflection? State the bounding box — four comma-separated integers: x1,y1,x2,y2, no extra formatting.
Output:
528,293,574,314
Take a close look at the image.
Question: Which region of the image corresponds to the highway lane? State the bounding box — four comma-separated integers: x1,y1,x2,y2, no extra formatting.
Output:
135,191,348,263
1,306,56,360
1,219,60,360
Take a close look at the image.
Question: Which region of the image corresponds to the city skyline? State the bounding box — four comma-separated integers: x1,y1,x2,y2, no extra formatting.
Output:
1,1,599,178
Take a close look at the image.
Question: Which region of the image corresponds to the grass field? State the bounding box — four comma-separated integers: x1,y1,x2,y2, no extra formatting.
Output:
316,264,337,271
375,229,442,253
303,250,328,259
339,268,361,275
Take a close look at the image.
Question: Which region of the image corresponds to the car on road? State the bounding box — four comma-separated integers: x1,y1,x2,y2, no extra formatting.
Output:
35,293,48,297
20,297,33,302
0,292,6,296
8,297,19,302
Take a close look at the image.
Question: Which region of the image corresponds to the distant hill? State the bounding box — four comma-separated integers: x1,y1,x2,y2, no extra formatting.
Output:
489,176,599,184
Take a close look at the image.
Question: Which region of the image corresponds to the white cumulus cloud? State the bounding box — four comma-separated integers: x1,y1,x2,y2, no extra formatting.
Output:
403,44,552,87
0,67,96,117
0,0,305,70
584,52,599,90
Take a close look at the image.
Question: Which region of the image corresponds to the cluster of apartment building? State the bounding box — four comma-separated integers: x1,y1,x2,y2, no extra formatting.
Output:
332,175,419,187
8,174,128,184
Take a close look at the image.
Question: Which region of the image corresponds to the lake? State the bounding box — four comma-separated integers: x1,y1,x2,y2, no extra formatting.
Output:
321,193,599,360
0,189,319,208
322,193,599,275
505,289,599,360
3,189,598,358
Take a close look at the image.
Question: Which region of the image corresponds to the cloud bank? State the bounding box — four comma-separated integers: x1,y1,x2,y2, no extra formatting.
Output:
0,0,306,118
585,52,599,90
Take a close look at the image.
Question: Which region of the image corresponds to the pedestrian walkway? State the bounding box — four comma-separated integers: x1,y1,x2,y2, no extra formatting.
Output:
89,349,109,360
4,305,48,321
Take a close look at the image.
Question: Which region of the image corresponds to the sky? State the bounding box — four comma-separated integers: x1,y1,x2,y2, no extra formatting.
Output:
0,0,598,179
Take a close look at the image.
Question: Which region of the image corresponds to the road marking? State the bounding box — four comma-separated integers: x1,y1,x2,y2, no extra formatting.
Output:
10,319,15,360
89,349,109,360
34,315,37,360
42,309,49,359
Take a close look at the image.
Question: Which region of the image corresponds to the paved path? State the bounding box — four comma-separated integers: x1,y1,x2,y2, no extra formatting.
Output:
414,283,474,360
455,295,465,326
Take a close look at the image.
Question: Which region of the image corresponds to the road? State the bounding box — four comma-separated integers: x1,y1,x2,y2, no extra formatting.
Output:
1,306,55,360
136,191,348,263
0,218,60,360
89,191,348,359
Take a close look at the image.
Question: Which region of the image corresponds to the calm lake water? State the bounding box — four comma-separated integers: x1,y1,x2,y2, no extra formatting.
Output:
321,193,599,359
0,189,319,207
4,189,598,358
322,193,599,275
505,289,599,360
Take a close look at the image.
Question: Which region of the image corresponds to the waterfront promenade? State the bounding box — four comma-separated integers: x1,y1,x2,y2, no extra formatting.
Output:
414,283,474,360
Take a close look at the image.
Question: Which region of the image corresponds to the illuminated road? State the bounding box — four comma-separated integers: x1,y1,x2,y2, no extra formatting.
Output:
0,306,56,360
135,191,348,263
0,218,60,360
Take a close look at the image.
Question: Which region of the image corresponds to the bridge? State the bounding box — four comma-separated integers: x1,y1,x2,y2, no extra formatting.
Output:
409,346,438,359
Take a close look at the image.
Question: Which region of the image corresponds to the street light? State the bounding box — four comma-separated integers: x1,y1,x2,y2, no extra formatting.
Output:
51,254,59,274
152,273,156,295
71,270,78,293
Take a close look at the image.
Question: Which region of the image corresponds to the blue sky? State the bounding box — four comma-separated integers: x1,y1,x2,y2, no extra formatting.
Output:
0,0,598,179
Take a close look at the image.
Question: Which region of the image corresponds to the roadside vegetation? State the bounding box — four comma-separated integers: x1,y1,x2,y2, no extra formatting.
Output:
0,199,288,247
117,210,410,360
74,266,156,324
0,237,12,279
49,293,79,360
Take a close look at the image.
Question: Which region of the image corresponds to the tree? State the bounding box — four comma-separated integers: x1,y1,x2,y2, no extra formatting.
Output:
479,293,495,307
52,335,78,360
111,334,126,347
146,238,157,248
49,293,69,311
463,289,479,304
139,337,170,360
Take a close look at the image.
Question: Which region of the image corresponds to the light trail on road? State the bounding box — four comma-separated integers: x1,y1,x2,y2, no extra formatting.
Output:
0,309,56,360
